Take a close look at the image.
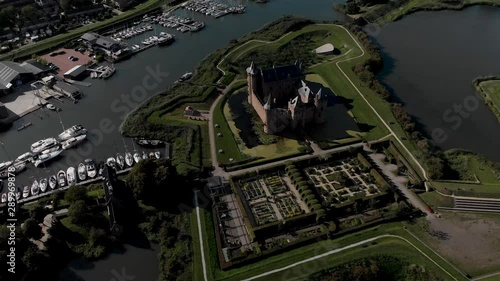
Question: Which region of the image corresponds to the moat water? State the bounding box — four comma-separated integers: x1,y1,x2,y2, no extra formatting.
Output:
0,0,497,279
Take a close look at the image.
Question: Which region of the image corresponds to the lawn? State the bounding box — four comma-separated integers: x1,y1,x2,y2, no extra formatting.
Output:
207,222,466,281
478,79,500,121
418,191,454,209
191,207,215,281
431,181,500,198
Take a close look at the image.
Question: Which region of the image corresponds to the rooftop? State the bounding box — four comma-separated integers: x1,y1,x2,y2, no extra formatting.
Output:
261,64,304,83
0,61,31,89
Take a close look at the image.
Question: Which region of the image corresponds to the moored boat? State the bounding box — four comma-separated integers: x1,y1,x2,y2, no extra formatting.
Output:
0,162,26,179
31,180,39,196
85,159,96,178
0,161,12,170
16,188,21,200
67,167,76,185
31,138,59,154
34,150,63,167
1,193,6,203
135,138,165,147
39,178,48,193
149,152,155,159
125,152,134,167
58,170,67,187
155,151,161,159
22,186,30,198
16,152,33,163
116,154,125,170
49,175,57,190
57,125,87,141
142,151,148,160
61,135,87,150
78,163,87,181
106,157,116,169
133,152,141,164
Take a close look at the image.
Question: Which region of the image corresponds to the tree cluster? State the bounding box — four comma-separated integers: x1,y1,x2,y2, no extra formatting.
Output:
286,163,325,222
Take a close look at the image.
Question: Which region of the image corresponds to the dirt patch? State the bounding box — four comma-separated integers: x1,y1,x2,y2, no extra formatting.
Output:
417,213,500,275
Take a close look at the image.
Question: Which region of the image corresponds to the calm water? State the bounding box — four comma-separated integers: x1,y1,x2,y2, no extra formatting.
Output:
376,6,500,162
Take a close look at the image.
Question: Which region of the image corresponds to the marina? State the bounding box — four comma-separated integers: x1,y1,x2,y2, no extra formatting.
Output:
182,0,246,18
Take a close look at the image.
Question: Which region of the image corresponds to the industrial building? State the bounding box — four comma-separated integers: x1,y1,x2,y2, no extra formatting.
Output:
0,61,35,95
81,32,126,58
63,65,88,80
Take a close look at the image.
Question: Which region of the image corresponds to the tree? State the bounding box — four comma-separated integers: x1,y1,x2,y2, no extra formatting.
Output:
0,6,16,27
67,200,90,225
23,218,42,240
59,0,71,11
22,245,50,272
21,5,39,23
64,185,89,203
88,227,107,247
30,204,46,221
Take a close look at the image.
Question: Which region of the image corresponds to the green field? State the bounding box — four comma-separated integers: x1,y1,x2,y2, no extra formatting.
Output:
370,0,500,24
477,79,500,121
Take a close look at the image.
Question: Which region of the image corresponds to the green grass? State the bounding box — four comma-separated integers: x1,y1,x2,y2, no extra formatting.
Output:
207,222,466,281
475,274,500,281
418,191,454,209
477,79,500,121
371,0,500,24
1,0,170,60
431,181,500,197
61,216,89,237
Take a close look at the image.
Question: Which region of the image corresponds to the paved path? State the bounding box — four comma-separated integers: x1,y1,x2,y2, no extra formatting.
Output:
242,234,460,281
194,190,209,281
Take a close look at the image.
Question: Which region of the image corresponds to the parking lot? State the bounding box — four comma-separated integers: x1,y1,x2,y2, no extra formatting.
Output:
41,48,93,76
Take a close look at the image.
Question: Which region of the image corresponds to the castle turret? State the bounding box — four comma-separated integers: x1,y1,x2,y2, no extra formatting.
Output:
314,88,328,124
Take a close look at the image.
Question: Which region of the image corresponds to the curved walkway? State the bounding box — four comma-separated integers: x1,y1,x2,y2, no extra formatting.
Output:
242,234,461,281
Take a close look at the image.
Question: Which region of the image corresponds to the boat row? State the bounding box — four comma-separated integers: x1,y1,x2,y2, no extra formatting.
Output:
111,25,154,41
158,15,205,32
182,0,245,18
141,34,175,46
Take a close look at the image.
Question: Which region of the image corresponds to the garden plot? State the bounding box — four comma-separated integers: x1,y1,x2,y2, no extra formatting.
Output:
305,159,382,206
237,173,307,226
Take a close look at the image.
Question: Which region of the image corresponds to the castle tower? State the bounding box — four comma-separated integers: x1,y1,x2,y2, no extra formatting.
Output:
263,94,273,133
246,61,259,105
314,88,328,124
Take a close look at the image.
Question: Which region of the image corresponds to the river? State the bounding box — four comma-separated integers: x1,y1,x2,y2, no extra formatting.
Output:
375,5,500,162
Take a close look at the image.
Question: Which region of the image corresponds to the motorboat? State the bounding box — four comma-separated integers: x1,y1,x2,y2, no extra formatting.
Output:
41,145,61,154
125,152,134,167
0,161,12,170
39,178,48,193
67,167,76,185
57,125,87,141
0,162,26,178
58,170,67,187
46,103,60,111
133,152,141,164
179,72,193,82
34,150,62,167
154,151,161,159
16,152,33,163
149,152,155,159
22,186,30,198
31,138,59,153
157,34,175,46
135,138,165,147
31,180,39,196
142,151,148,160
116,154,125,170
62,135,86,150
49,175,57,190
1,193,6,203
85,159,96,178
78,163,87,181
101,67,116,79
106,157,116,169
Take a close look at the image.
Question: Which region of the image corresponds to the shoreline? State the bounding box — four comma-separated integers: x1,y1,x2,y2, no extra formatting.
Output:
472,76,500,122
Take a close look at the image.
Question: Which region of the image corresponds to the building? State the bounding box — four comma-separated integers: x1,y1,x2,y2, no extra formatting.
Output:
80,32,125,57
113,0,134,11
0,61,35,95
247,62,328,134
63,65,87,80
53,81,81,99
20,59,52,78
314,43,335,55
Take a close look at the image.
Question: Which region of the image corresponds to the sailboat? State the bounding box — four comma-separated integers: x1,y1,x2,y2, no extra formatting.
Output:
67,167,76,185
122,138,134,167
39,178,48,193
49,175,57,189
85,159,96,178
132,140,141,164
78,163,87,181
31,180,39,196
116,153,125,170
58,170,67,187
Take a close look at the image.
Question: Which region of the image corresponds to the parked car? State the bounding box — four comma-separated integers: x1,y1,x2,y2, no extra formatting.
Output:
77,47,85,53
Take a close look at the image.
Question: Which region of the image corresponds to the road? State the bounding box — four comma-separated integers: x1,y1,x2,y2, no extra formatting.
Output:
241,234,460,281
194,190,209,281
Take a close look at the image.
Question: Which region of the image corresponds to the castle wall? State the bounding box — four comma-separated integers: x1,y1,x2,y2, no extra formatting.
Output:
250,90,268,126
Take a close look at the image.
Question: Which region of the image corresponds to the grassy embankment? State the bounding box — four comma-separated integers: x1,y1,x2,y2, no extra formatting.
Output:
362,0,500,24
193,207,466,281
473,76,500,122
0,0,168,61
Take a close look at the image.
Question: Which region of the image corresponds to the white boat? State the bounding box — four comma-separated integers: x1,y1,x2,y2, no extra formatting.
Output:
116,154,125,170
34,150,62,167
154,151,161,159
49,175,57,190
16,188,21,200
31,138,59,153
133,152,141,164
39,178,48,193
58,170,66,187
101,67,116,79
142,151,148,160
31,180,39,196
125,152,134,167
41,145,61,155
22,186,30,198
62,135,87,150
107,157,116,169
46,103,60,111
149,152,155,159
16,152,33,163
179,72,193,82
0,161,12,170
0,161,25,179
57,125,87,141
85,159,96,178
67,167,76,185
78,163,86,181
1,193,6,203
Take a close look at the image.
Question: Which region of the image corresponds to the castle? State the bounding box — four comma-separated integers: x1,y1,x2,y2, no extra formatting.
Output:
246,62,328,135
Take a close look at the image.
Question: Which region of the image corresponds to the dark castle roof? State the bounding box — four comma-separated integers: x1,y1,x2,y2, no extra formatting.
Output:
261,64,303,83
